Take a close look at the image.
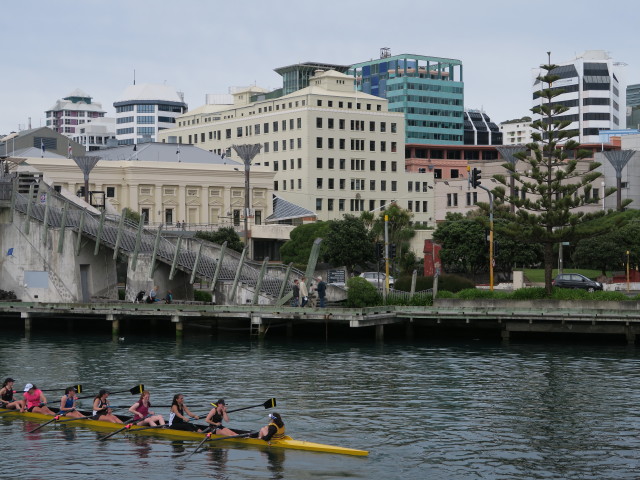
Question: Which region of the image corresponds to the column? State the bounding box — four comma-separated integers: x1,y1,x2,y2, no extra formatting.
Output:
375,324,384,342
172,315,183,338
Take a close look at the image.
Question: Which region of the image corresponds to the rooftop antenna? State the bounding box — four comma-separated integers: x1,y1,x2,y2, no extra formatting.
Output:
133,69,136,86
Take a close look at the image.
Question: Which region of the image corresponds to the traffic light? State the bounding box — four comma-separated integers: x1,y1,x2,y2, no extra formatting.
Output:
375,242,383,259
389,243,397,258
471,167,482,188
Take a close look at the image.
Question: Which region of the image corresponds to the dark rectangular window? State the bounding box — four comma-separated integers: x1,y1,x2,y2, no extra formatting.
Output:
317,178,323,188
273,121,278,132
316,137,323,148
328,158,335,169
316,117,323,128
264,123,269,133
328,118,334,129
317,157,323,168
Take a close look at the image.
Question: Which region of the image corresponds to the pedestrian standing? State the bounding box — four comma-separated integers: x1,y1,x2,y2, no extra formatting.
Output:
316,276,327,308
291,279,300,307
299,277,309,307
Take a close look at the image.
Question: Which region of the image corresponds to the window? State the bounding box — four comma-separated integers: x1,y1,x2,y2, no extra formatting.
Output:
297,138,302,148
339,158,346,170
316,137,323,148
273,161,279,172
255,124,261,135
274,181,278,191
434,169,442,179
328,118,334,129
328,138,334,149
339,199,345,211
282,159,287,170
328,178,334,189
273,121,278,132
317,178,323,188
328,100,333,107
391,181,397,192
370,140,375,151
339,119,345,130
290,119,294,129
273,141,278,152
381,141,386,152
106,187,115,198
447,193,458,207
328,158,335,169
137,105,155,113
380,122,386,132
137,116,154,124
317,100,322,107
264,142,269,153
316,117,323,128
297,118,302,128
391,123,397,133
339,179,345,190
381,161,387,172
297,158,302,168
381,180,387,191
370,121,375,131
339,138,345,149
408,201,413,211
237,127,243,137
298,179,302,189
370,160,375,171
466,192,478,205
282,139,287,151
316,198,323,210
282,120,287,130
391,142,397,153
328,199,334,211
317,158,323,168
370,180,376,191
391,161,397,172
264,123,269,133
226,129,231,139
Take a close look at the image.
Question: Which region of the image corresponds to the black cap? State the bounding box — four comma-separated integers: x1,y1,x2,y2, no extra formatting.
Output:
3,377,14,384
217,398,225,405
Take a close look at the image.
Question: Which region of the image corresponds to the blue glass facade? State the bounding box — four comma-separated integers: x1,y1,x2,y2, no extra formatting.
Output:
349,54,464,145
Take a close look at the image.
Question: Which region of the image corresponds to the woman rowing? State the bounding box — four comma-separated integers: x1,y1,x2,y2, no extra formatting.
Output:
0,378,25,412
59,386,83,418
254,412,286,442
23,383,55,415
168,394,202,432
205,398,237,435
92,390,123,424
129,390,165,427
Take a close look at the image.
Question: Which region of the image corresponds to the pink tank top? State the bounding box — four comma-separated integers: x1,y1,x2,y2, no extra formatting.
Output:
24,389,42,409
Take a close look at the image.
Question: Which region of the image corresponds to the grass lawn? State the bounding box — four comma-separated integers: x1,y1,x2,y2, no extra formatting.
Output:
523,268,606,283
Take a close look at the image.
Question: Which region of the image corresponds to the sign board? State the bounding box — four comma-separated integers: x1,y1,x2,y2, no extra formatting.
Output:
328,269,346,285
40,193,47,204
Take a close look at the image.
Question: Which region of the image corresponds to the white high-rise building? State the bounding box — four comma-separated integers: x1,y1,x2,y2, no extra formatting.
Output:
113,83,187,145
499,117,534,145
531,50,626,144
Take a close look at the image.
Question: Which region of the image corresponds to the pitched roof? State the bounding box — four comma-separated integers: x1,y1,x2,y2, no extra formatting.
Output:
265,194,316,222
85,142,238,165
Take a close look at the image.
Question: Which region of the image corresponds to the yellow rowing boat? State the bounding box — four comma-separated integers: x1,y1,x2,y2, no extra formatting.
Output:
0,407,369,456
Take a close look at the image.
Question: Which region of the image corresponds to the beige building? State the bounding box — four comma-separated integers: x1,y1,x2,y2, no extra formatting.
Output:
158,70,436,226
499,117,534,145
12,143,275,239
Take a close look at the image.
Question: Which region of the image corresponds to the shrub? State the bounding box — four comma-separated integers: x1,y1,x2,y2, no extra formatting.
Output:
510,287,549,300
118,289,125,301
435,290,455,299
385,291,433,306
194,290,212,303
394,274,475,293
346,277,382,307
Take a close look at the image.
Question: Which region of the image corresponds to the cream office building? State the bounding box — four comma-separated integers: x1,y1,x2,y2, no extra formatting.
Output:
158,70,436,225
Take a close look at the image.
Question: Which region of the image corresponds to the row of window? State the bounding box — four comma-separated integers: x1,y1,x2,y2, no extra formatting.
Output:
274,178,398,192
388,82,464,94
315,99,382,111
116,115,169,125
401,107,464,117
314,197,409,212
315,118,397,133
315,137,397,152
311,158,399,172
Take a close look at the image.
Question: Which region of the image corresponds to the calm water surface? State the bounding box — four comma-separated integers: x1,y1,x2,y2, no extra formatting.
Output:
1,330,640,479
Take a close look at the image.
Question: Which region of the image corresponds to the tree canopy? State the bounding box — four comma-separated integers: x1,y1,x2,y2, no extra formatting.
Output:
195,227,244,253
493,53,607,292
279,222,329,266
324,215,375,275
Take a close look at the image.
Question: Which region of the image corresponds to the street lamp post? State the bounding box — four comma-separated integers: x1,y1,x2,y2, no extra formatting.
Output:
231,144,262,259
601,181,605,211
603,150,635,212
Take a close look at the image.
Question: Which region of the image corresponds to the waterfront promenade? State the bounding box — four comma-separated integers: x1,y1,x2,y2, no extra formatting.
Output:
2,298,640,343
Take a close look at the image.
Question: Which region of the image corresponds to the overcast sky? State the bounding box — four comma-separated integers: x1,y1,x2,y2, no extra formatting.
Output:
2,0,638,134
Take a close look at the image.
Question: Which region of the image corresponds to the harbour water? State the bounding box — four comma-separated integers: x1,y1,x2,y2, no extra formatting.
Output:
1,330,640,479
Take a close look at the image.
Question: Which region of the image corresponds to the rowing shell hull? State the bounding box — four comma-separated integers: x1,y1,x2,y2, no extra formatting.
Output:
0,408,368,456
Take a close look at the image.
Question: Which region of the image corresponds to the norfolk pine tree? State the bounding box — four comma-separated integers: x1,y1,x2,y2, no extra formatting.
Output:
493,53,608,293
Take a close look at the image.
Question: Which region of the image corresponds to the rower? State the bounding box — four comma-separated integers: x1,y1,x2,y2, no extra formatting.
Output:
0,378,25,412
205,399,237,435
92,390,123,424
23,383,56,415
60,386,83,418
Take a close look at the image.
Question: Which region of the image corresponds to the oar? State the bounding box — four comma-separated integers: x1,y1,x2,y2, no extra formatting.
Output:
77,384,144,400
215,398,276,414
98,415,150,441
27,413,64,433
38,384,83,394
187,432,255,458
55,413,99,424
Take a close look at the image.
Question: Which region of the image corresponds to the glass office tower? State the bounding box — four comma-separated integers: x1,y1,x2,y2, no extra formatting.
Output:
349,53,464,145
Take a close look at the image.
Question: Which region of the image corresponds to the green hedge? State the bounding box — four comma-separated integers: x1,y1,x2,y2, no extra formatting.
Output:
194,290,212,303
433,287,633,301
394,274,475,293
346,277,382,307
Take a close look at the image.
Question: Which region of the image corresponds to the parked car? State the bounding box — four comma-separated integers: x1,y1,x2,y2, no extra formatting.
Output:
359,272,395,288
552,273,603,292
